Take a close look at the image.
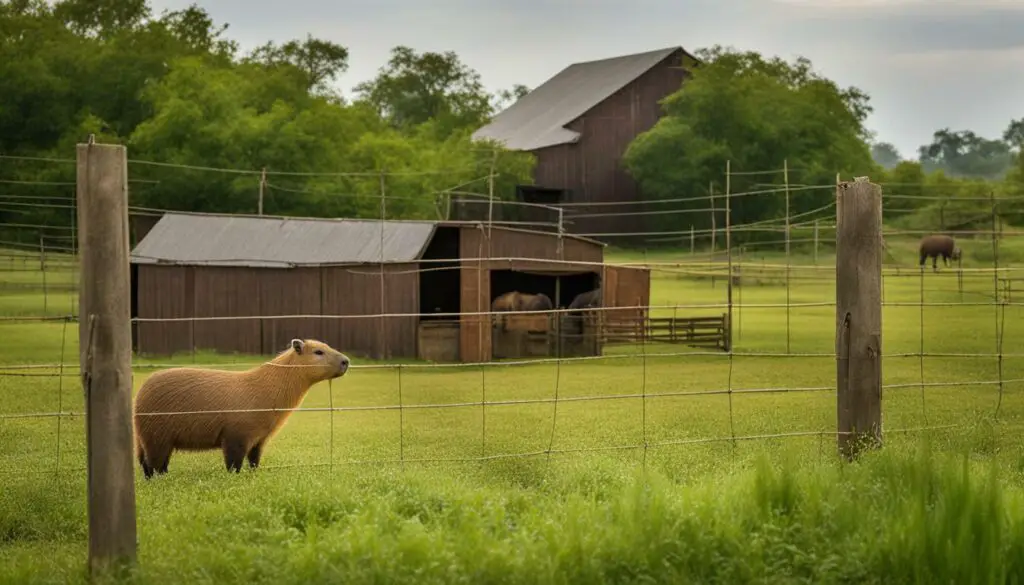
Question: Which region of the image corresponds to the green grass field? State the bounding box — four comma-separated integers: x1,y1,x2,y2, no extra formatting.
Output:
2,235,1024,584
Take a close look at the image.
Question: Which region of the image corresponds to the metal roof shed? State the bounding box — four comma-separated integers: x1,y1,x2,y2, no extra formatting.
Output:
130,212,438,359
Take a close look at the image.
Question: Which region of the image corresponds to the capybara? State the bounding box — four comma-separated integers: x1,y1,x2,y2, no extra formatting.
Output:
918,234,962,271
132,338,350,478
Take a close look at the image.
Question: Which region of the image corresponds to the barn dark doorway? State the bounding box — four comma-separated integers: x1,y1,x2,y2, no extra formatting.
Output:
418,226,461,321
489,268,600,360
130,263,139,352
515,185,568,233
488,269,598,308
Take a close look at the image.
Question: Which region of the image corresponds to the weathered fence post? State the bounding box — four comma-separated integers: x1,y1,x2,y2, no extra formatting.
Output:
76,140,138,573
835,177,883,460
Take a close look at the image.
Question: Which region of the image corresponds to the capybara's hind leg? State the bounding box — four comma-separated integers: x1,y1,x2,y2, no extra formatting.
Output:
138,450,154,480
247,440,264,469
222,436,247,473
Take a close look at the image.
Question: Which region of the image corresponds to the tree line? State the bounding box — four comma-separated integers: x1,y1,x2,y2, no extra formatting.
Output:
1,0,1021,248
622,47,1024,243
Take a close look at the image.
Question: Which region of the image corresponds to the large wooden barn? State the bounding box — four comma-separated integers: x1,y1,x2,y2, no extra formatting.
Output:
471,46,699,239
129,212,651,362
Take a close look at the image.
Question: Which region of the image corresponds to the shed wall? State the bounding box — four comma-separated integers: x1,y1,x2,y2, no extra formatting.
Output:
193,267,263,355
135,264,193,356
258,267,323,354
135,263,420,359
321,263,419,360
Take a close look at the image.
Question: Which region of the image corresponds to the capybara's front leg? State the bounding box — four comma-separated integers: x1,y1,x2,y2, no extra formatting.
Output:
247,440,264,469
222,436,247,473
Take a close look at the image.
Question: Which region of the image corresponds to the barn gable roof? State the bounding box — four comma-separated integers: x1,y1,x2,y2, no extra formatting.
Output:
471,46,687,152
130,212,439,268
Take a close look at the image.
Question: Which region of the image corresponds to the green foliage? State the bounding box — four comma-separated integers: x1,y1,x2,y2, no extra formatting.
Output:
0,0,533,236
623,46,878,243
918,128,1015,180
871,141,903,170
353,45,497,138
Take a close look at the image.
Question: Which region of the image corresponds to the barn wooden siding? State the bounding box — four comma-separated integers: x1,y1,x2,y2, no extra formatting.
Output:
532,50,689,239
457,226,612,362
134,263,419,360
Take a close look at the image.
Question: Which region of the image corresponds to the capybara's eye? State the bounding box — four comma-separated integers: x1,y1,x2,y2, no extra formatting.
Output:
314,350,324,356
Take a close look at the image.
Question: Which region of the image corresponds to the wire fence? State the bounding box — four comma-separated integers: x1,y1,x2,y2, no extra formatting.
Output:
1,153,1023,482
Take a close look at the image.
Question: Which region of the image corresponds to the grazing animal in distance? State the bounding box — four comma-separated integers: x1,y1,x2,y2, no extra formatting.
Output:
918,234,962,272
132,338,350,478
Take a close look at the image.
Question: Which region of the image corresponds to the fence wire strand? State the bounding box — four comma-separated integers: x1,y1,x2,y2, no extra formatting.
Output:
1,158,1023,480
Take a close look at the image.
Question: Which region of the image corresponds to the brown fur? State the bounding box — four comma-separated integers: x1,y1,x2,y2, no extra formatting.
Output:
491,291,553,331
918,234,962,271
491,291,554,312
132,338,350,478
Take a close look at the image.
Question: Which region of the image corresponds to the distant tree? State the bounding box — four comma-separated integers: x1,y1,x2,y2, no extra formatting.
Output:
354,46,495,137
917,128,1014,179
871,141,902,169
493,84,530,111
52,0,149,38
1003,118,1024,152
246,34,349,97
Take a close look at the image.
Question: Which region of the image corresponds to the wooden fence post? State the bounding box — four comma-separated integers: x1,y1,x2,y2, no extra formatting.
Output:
835,177,883,460
76,140,138,573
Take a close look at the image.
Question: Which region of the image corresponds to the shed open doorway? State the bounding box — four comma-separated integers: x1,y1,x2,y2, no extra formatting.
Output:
488,268,600,359
416,226,462,362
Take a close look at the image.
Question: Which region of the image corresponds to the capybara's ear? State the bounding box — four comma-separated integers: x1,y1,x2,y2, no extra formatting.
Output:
291,339,304,354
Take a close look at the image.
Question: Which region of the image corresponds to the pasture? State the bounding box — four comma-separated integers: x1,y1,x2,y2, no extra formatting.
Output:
2,235,1024,584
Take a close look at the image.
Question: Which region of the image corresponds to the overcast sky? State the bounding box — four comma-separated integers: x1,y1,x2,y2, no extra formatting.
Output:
150,0,1023,160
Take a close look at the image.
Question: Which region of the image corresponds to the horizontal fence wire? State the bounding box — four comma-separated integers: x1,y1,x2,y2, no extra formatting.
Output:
1,157,1023,484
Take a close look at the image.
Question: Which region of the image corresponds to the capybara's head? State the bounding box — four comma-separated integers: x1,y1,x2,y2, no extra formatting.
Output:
952,246,962,261
280,338,351,382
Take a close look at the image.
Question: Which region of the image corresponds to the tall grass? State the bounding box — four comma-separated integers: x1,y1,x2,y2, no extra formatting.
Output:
2,447,1023,584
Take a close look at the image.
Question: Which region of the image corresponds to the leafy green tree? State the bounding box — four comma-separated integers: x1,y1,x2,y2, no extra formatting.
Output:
0,0,533,233
1003,118,1024,152
623,46,877,242
917,129,1013,179
354,45,495,137
245,34,349,98
871,142,902,170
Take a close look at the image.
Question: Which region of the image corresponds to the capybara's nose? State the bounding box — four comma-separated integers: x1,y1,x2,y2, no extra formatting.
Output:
339,355,350,372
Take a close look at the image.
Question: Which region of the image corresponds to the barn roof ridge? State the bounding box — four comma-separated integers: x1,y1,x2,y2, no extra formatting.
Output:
471,45,691,152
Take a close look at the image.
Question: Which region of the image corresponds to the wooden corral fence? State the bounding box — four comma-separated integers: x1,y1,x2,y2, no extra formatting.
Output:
489,310,731,358
491,311,600,359
601,313,730,351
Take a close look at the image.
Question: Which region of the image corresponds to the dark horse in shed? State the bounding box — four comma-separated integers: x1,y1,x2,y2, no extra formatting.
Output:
565,287,602,336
